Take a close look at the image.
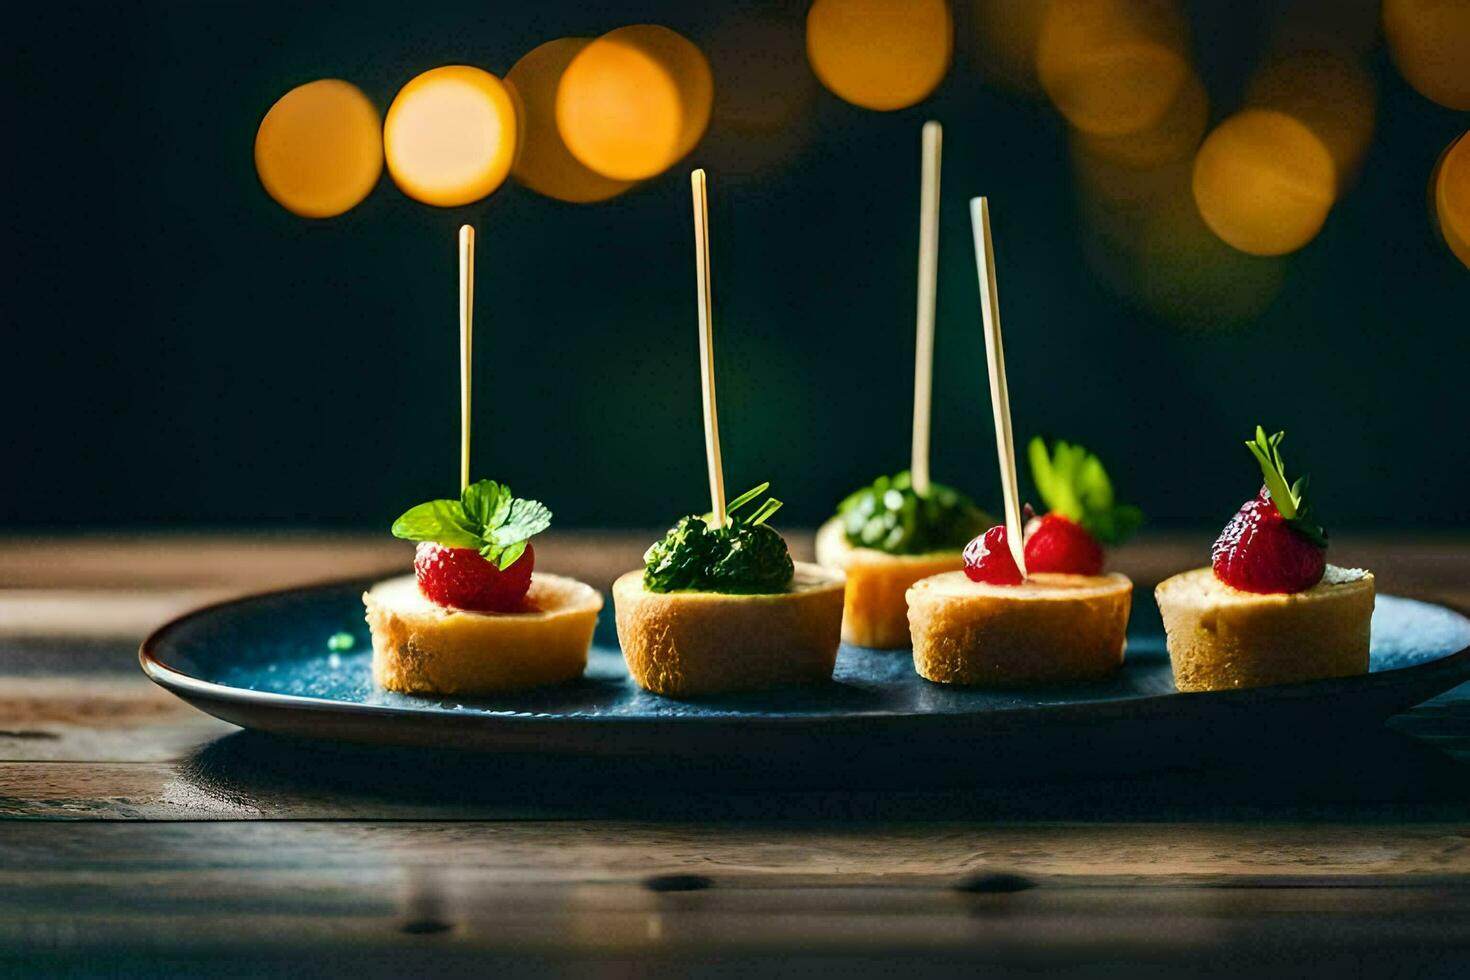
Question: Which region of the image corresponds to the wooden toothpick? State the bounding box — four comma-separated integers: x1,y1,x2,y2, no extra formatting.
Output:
690,169,727,528
969,198,1027,576
458,224,475,493
911,121,942,497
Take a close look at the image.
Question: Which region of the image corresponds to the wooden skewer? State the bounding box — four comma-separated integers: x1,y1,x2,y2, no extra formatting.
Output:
969,197,1027,576
690,169,727,528
458,224,474,493
911,121,942,497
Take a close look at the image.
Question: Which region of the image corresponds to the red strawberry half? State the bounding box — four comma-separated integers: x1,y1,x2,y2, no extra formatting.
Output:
1212,488,1324,593
1211,427,1328,594
414,541,535,612
963,525,1024,585
1024,513,1105,575
1024,437,1142,575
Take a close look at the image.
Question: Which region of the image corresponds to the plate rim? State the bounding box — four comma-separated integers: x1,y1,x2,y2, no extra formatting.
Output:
138,574,1470,729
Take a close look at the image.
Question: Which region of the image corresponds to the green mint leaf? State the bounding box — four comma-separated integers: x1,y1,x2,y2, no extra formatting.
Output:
1109,504,1145,542
481,538,529,571
392,479,554,560
461,480,510,528
1242,427,1326,543
390,500,483,550
1027,438,1063,514
1028,438,1140,543
1076,453,1116,513
1245,427,1299,520
489,497,553,547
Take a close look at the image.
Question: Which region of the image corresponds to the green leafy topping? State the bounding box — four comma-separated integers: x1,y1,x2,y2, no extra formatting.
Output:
1028,437,1143,545
643,482,795,594
836,471,991,555
1244,426,1327,547
391,480,552,570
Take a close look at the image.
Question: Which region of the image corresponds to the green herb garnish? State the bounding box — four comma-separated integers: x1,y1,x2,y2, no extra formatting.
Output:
1244,426,1327,547
1028,437,1142,544
643,482,795,594
391,479,552,570
835,471,991,555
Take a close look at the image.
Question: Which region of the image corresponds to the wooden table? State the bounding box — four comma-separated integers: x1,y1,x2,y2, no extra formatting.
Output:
3,533,1468,977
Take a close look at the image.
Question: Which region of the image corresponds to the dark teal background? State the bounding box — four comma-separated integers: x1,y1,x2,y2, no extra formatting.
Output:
5,1,1467,532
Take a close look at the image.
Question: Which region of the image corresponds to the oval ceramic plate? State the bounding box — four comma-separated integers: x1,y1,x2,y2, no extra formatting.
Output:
140,578,1470,777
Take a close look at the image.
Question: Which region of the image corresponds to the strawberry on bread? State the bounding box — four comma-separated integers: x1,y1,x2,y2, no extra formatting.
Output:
1156,427,1374,692
363,479,601,694
1210,428,1327,593
907,452,1137,688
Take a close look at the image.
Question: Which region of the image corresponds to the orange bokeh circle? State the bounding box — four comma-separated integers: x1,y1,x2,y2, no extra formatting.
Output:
255,79,382,218
384,65,518,208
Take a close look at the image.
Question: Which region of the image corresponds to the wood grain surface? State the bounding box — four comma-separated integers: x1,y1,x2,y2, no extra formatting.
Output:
1,532,1467,977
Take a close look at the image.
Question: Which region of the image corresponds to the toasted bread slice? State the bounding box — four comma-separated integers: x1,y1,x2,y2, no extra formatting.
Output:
613,562,845,697
364,573,602,695
907,571,1132,686
815,516,963,649
1155,565,1374,692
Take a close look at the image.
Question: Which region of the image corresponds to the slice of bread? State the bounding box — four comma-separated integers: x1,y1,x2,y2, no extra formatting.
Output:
364,572,602,695
1155,565,1374,692
815,516,964,649
613,561,845,697
908,571,1132,686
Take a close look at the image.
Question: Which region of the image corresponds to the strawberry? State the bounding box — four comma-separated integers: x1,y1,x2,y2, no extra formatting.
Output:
1211,428,1327,594
414,541,535,612
390,478,553,611
1024,513,1105,575
1024,437,1141,575
963,525,1024,585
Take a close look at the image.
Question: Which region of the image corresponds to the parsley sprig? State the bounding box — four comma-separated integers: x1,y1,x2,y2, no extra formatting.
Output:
391,479,552,570
1244,426,1326,547
1028,437,1143,545
643,482,794,594
836,471,991,555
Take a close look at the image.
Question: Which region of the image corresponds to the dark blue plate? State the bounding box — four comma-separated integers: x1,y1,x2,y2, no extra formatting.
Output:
140,578,1470,773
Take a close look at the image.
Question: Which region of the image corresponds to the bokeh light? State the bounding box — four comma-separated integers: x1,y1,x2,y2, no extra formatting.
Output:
1383,0,1470,110
1074,70,1207,169
1134,184,1287,327
1192,109,1335,257
1074,140,1181,210
972,0,1050,95
254,79,382,218
557,25,712,182
609,25,713,165
1432,132,1470,269
383,65,517,208
1037,0,1191,137
506,39,633,203
806,0,953,111
1074,155,1286,329
1248,52,1376,191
